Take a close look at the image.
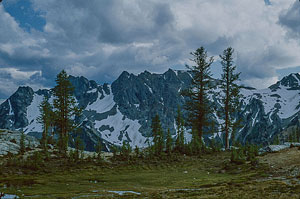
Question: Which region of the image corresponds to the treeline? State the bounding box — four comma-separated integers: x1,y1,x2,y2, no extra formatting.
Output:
0,46,262,173
37,70,82,156
147,46,241,155
113,46,258,165
37,46,243,157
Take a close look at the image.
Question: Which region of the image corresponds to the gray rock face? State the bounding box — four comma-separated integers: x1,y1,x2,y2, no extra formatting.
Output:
0,70,300,151
0,87,34,130
0,129,40,156
112,69,192,136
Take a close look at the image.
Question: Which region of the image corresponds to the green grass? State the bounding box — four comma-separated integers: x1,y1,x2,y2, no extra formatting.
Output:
0,152,299,198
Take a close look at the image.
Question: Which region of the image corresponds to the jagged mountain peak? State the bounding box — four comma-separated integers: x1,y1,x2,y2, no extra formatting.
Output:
1,70,300,151
269,73,300,90
279,73,300,88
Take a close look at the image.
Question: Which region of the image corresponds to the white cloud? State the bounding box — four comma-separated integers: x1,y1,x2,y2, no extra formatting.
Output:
65,64,98,78
0,68,41,80
243,76,279,90
0,0,300,99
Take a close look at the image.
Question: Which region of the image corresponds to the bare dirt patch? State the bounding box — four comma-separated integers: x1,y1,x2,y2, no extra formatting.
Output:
259,147,300,176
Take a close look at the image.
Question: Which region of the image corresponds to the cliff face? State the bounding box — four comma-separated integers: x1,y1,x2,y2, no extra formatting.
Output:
1,70,300,151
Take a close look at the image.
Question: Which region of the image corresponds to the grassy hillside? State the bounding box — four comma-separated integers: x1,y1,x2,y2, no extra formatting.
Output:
1,148,300,198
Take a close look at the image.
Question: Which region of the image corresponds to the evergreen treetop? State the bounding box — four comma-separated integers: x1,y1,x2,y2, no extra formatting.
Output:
182,46,215,139
52,70,82,153
219,47,241,149
151,114,164,156
37,96,53,150
166,128,173,155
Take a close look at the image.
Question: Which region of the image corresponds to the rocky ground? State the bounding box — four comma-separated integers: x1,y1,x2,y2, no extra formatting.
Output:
259,147,300,183
0,129,39,156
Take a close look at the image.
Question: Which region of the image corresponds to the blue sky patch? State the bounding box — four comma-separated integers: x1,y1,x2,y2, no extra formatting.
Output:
3,0,46,32
264,0,271,5
277,66,300,80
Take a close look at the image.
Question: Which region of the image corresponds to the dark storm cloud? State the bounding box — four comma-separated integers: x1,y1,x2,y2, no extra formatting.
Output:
35,0,175,45
279,1,300,38
237,45,297,80
26,0,179,83
1,0,300,101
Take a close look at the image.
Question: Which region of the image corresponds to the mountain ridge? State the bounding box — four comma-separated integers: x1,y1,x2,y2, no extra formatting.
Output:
0,69,300,151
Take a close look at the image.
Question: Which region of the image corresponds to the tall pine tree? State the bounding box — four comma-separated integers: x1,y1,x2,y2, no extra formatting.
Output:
53,70,81,153
175,106,185,152
182,47,215,141
37,96,53,151
166,128,173,155
151,114,164,156
219,47,241,150
191,126,202,154
19,130,25,155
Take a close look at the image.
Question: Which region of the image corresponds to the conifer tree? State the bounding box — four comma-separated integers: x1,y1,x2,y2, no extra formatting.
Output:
182,47,215,140
219,47,241,150
175,106,185,152
74,136,84,161
151,114,164,156
273,134,280,145
19,130,25,155
166,128,173,155
288,133,293,142
121,140,131,160
37,96,53,151
190,126,202,155
293,128,297,142
53,70,82,154
95,139,102,160
134,145,140,158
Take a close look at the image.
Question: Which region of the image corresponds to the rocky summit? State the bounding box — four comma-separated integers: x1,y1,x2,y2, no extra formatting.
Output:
0,70,300,151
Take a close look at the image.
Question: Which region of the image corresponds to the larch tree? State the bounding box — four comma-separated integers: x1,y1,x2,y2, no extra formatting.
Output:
151,114,164,156
19,130,25,155
37,96,53,151
165,128,173,155
182,47,215,141
175,106,185,152
52,70,81,154
219,47,241,150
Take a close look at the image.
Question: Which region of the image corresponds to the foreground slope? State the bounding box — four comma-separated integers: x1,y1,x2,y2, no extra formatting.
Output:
1,148,300,198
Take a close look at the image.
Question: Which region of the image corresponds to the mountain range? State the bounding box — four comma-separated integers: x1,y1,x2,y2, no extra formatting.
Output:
1,69,300,151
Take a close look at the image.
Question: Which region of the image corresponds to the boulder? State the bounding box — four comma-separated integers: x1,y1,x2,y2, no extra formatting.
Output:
0,129,40,156
0,141,19,155
258,142,300,154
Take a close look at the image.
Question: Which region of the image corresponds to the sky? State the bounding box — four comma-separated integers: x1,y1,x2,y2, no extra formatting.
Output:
0,0,300,103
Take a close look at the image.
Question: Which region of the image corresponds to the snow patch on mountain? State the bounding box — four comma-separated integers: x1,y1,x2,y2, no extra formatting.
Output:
25,94,43,133
8,99,13,115
87,88,97,94
83,86,148,148
94,108,148,148
86,91,114,113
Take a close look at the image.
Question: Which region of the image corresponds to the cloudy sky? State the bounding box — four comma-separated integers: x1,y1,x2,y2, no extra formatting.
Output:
0,0,300,102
